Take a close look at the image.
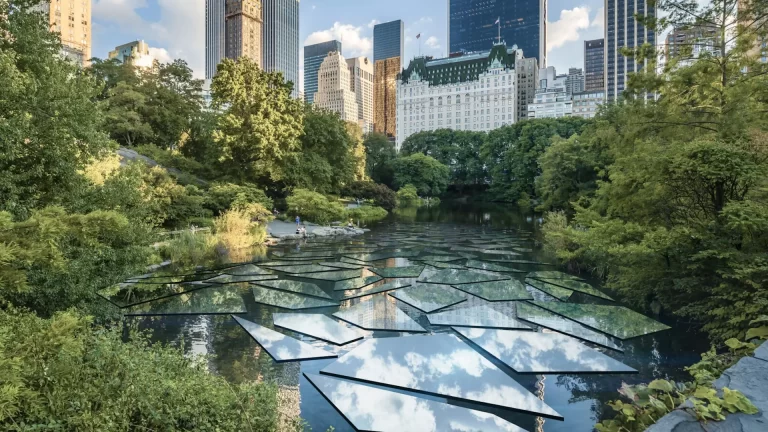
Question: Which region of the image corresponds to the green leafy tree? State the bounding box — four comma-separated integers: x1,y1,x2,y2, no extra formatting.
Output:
400,129,487,187
364,132,397,187
104,81,154,147
341,181,397,211
285,189,346,225
392,153,450,197
212,57,304,184
396,184,420,207
0,2,114,218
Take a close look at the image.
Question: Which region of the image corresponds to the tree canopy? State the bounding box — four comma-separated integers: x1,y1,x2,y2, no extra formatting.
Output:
392,153,451,197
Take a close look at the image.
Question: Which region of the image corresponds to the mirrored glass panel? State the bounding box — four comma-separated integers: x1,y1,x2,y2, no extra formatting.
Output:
418,268,509,285
333,275,383,291
525,278,574,301
341,280,411,300
371,265,425,278
294,269,362,282
464,260,526,274
273,313,364,345
527,271,584,281
125,284,247,316
389,283,467,313
320,334,562,419
417,255,463,262
223,263,272,276
452,279,532,302
333,296,426,332
205,274,278,284
264,264,337,274
252,286,339,310
232,316,337,362
515,302,623,351
254,279,332,299
304,373,526,432
97,281,214,308
535,278,614,301
318,261,365,270
428,304,532,330
420,260,466,269
454,327,636,374
527,302,672,340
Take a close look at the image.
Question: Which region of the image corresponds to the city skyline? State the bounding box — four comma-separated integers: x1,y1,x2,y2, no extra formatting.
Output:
91,0,606,90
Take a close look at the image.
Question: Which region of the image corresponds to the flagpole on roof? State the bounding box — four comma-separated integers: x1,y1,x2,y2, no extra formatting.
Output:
497,17,501,44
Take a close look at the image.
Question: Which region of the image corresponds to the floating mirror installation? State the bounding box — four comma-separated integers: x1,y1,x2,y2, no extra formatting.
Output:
333,296,427,332
253,279,332,300
534,278,614,301
125,284,247,316
388,283,467,313
232,316,337,362
525,278,574,301
451,279,533,302
370,265,425,278
320,334,563,419
333,275,383,291
516,302,623,352
272,313,364,345
340,280,411,300
418,268,509,285
304,373,526,432
464,260,526,274
453,327,637,374
251,286,339,310
428,304,532,330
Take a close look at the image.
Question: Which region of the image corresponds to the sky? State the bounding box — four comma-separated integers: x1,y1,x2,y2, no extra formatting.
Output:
91,0,606,90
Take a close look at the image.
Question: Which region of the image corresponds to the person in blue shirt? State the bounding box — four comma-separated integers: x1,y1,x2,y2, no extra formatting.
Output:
295,215,300,226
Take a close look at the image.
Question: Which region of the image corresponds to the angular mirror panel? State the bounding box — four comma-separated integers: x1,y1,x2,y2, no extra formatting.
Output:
333,296,426,332
428,304,532,330
341,280,411,301
417,255,463,262
97,281,214,308
333,275,384,291
295,269,362,282
420,260,466,270
389,283,467,313
257,260,315,267
223,263,272,276
125,284,247,316
273,313,364,345
254,279,332,299
318,261,365,270
451,279,533,302
527,301,672,340
515,302,623,352
320,334,562,419
453,327,636,374
464,260,526,274
304,373,526,432
525,278,574,301
371,265,425,278
527,271,584,281
205,274,278,284
418,268,509,285
534,278,614,301
232,316,337,362
252,286,339,310
264,264,337,274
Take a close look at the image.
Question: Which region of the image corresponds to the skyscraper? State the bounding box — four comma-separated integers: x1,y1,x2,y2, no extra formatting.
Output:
41,0,91,66
584,38,604,91
347,56,375,133
206,0,225,80
448,0,547,66
515,57,539,122
304,40,342,104
262,0,300,97
225,0,262,66
605,0,656,100
566,67,585,95
373,20,404,139
314,52,360,125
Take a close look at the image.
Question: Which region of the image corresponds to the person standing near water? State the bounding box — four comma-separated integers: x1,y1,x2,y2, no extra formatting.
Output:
295,215,300,226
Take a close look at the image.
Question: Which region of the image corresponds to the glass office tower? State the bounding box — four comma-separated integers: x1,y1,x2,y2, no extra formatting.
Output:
605,0,655,100
373,20,404,138
262,0,300,97
304,40,342,104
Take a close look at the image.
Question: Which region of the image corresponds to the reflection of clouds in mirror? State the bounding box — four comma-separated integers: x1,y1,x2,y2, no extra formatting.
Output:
233,316,336,362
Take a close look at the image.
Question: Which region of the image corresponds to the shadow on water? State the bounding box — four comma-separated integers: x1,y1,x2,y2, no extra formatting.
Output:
126,201,710,432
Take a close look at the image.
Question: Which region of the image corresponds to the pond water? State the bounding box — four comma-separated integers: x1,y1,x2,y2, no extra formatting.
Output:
123,202,709,432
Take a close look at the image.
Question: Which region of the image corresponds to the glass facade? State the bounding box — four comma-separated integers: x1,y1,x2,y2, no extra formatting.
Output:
606,0,655,100
584,38,604,91
205,0,225,80
304,40,342,104
449,0,546,66
262,0,300,97
373,20,404,63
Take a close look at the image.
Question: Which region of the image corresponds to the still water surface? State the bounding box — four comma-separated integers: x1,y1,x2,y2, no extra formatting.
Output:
131,203,708,432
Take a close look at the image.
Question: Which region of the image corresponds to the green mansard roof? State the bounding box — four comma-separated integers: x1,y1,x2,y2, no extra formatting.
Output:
400,43,520,86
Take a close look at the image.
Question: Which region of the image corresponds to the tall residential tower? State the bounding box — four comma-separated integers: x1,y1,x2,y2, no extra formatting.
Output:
205,0,226,79
448,0,546,66
605,0,656,100
304,40,342,104
584,38,605,91
224,0,262,66
373,20,404,139
261,0,300,97
42,0,91,66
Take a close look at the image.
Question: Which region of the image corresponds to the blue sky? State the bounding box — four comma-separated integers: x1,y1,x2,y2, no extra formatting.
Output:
91,0,605,89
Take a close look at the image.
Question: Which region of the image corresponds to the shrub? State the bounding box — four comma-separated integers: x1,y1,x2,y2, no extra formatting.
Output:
346,206,388,223
285,189,346,225
0,308,285,431
160,231,218,266
342,181,397,211
205,183,274,216
396,184,420,207
214,203,272,251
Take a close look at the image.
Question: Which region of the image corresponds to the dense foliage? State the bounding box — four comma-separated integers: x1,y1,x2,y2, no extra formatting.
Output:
286,189,346,225
341,181,397,211
392,153,451,197
363,132,397,187
400,129,487,189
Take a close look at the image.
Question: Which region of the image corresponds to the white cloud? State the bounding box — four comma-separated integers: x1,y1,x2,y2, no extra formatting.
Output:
591,7,605,30
93,0,205,77
425,36,440,49
304,22,373,58
368,19,380,29
547,7,592,52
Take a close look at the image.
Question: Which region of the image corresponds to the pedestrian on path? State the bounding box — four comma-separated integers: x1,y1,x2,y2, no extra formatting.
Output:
295,215,300,226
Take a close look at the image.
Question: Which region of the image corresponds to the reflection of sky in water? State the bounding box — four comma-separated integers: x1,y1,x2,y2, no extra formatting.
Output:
323,334,562,419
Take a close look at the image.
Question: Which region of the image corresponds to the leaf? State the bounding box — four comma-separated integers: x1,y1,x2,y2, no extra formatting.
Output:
745,326,768,340
722,388,759,415
648,379,675,393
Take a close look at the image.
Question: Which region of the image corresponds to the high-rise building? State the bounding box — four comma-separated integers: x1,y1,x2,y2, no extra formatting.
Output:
225,0,262,66
397,43,521,147
108,40,152,67
515,57,539,122
314,52,360,125
304,40,342,104
665,25,721,68
528,66,572,119
346,56,375,133
566,67,585,95
374,20,404,139
448,0,547,66
605,0,656,100
571,90,605,119
584,39,605,91
41,0,91,66
206,0,226,80
262,0,300,97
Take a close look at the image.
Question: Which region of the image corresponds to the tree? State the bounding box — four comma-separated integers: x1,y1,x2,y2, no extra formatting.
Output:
285,189,346,225
211,57,304,184
103,81,154,147
400,129,487,187
396,184,420,207
341,181,397,211
0,1,114,218
392,153,450,197
364,132,397,187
